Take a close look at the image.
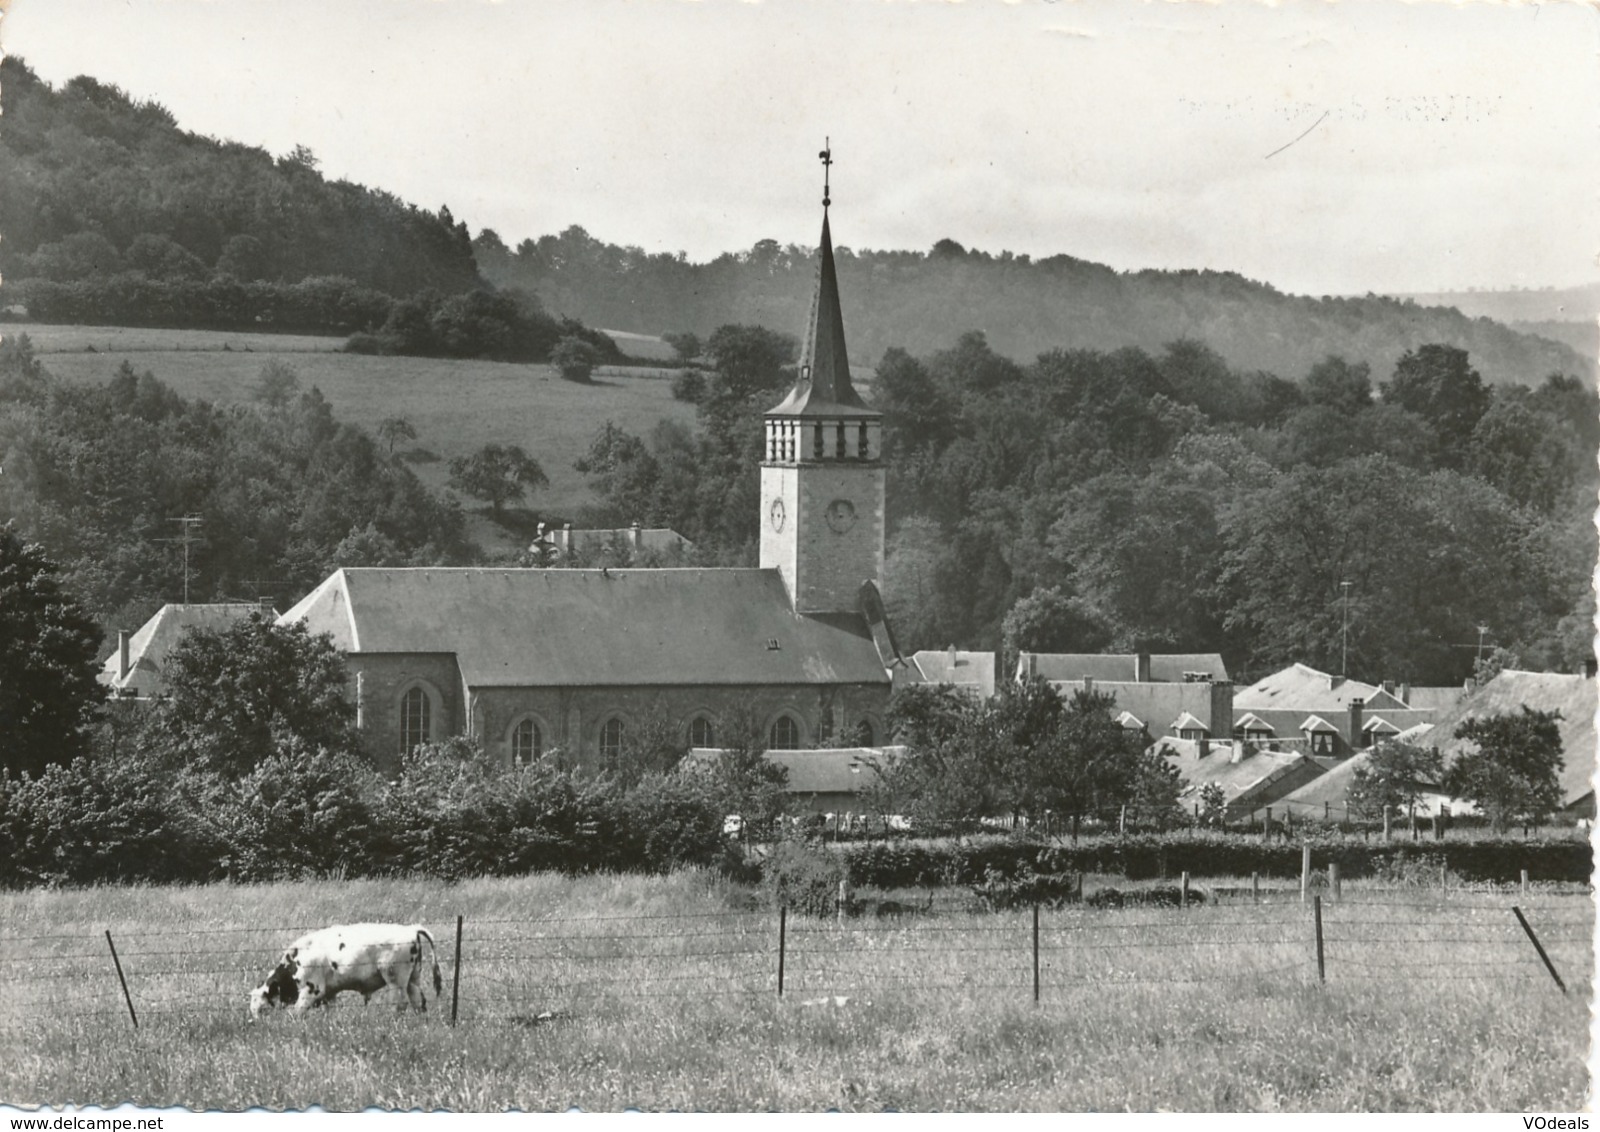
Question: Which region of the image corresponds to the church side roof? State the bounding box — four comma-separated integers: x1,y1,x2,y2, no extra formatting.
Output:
279,567,891,688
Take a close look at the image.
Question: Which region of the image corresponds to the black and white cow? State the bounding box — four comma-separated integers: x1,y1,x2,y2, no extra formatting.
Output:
249,923,442,1018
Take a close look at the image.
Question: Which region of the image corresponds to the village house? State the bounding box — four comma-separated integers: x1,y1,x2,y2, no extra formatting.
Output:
1230,662,1448,759
99,602,270,700
279,188,905,772
1015,651,1235,749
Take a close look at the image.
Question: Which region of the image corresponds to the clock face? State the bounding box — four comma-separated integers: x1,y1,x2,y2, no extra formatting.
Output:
825,498,857,533
769,497,786,532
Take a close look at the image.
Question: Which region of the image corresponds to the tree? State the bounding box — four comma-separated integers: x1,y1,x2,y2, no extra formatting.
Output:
1303,355,1373,414
137,614,357,778
551,336,600,383
0,524,104,776
447,443,548,518
1346,739,1444,822
376,416,417,456
662,331,701,364
1380,345,1491,467
252,360,301,409
1446,708,1565,832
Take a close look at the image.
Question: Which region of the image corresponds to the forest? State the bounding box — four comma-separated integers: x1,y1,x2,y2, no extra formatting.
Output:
576,329,1598,688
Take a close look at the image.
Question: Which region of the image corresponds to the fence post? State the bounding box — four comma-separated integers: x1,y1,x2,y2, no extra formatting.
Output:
1301,843,1312,904
105,930,137,1030
1329,862,1341,903
1521,869,1529,897
449,914,463,1026
1382,804,1390,842
837,877,848,925
777,905,788,998
1512,906,1567,996
1180,871,1190,910
1031,902,1041,1006
1313,896,1325,983
1252,872,1260,904
1324,801,1330,822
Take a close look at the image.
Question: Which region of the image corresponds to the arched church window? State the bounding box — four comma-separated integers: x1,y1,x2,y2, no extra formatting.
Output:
689,716,716,748
854,719,874,747
400,686,431,754
770,715,802,751
512,718,543,767
600,717,626,762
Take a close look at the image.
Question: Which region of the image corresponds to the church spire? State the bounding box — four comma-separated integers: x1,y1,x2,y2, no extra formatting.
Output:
768,142,876,417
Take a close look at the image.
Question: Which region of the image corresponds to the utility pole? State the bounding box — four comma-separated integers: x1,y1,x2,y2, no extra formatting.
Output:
161,515,204,604
1339,580,1352,677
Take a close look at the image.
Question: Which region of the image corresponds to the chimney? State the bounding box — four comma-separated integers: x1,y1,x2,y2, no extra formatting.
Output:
1348,697,1365,750
117,630,130,681
993,650,1004,696
1399,682,1411,705
630,521,642,550
1082,676,1095,697
1464,676,1477,695
1027,653,1037,679
948,643,958,669
1135,652,1151,683
1229,742,1244,765
1330,674,1346,690
1586,658,1598,680
1198,735,1210,758
1382,679,1395,695
1209,680,1234,742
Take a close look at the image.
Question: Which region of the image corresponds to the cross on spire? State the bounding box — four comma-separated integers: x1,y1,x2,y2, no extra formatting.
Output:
819,139,832,208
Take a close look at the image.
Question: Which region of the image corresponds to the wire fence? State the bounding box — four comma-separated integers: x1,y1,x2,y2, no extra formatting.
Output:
0,885,1588,1029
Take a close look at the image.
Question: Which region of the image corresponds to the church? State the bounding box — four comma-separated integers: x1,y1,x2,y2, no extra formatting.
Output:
279,163,903,771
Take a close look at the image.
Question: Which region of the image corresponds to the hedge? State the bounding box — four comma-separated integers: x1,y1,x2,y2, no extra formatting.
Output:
834,832,1591,888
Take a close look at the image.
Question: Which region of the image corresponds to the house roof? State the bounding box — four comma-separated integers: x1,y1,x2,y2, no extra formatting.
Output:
1235,712,1274,732
1427,670,1597,808
1235,663,1388,711
1114,710,1145,730
908,649,996,697
688,746,896,797
279,568,891,689
1299,715,1340,734
1018,652,1229,684
1171,712,1208,733
1399,686,1464,713
1363,717,1402,734
100,603,267,695
1155,739,1311,802
1275,751,1371,810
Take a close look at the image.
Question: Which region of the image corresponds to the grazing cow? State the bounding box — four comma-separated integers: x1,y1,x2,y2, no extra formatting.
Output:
248,923,442,1019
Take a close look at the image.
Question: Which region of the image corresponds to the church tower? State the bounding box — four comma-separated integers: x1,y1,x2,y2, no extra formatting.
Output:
761,145,885,615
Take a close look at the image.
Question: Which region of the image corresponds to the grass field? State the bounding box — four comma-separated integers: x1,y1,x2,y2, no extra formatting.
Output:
6,324,694,533
0,871,1589,1112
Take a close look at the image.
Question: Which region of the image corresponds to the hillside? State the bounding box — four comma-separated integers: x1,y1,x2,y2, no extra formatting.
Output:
476,229,1593,388
1396,282,1600,325
0,56,479,298
19,325,692,524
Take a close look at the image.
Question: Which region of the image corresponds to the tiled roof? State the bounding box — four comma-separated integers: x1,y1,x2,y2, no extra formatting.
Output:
1171,712,1208,733
1155,740,1314,807
767,211,877,419
1235,712,1275,733
1428,670,1597,808
1234,663,1383,710
1299,715,1340,734
688,746,896,796
1019,652,1229,683
100,603,267,695
908,650,997,697
279,568,891,688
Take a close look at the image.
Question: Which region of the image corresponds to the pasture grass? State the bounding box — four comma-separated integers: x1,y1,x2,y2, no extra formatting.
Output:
7,323,692,521
0,871,1590,1112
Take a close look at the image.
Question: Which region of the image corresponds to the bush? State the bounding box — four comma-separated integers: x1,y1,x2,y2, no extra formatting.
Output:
761,840,848,917
670,367,706,403
0,757,206,887
344,331,386,354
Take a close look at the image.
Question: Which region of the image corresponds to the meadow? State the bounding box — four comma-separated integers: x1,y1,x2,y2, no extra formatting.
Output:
0,870,1590,1112
8,323,693,537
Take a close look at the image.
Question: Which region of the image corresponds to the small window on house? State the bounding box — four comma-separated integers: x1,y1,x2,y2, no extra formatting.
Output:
600,717,626,762
689,716,716,748
400,686,431,754
770,715,802,751
512,719,542,768
1311,733,1333,756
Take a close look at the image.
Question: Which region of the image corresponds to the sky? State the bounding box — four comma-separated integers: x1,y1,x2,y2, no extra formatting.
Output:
3,0,1597,298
